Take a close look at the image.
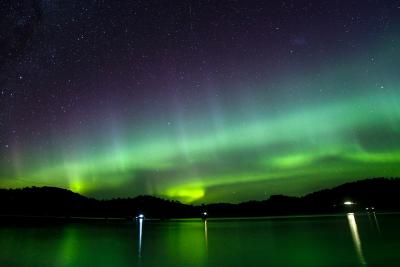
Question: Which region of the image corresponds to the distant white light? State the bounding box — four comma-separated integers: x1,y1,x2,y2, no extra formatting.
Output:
202,212,207,216
137,214,144,219
344,201,354,205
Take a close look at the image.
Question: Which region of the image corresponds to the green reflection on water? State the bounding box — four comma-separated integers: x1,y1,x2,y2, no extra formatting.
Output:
0,214,400,267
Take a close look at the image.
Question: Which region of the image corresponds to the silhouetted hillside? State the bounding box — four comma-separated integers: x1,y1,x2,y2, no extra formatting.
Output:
0,187,197,219
0,178,399,219
0,186,94,216
211,178,400,217
99,195,196,218
302,178,400,210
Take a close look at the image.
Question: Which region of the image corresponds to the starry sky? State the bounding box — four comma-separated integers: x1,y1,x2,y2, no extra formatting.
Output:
1,0,400,203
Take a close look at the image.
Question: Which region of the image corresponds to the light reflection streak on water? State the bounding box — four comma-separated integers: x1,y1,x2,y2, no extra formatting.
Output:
347,213,366,266
372,212,381,234
204,220,208,251
138,218,143,258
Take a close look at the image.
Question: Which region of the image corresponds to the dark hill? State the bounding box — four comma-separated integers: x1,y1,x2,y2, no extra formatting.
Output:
0,178,399,219
0,186,95,216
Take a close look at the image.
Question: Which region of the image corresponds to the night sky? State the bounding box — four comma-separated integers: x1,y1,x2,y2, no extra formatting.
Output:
1,1,400,203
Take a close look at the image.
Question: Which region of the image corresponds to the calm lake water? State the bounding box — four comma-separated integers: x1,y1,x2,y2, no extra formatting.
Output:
0,213,399,267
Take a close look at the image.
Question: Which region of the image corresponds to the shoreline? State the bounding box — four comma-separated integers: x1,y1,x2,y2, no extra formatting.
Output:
1,211,399,224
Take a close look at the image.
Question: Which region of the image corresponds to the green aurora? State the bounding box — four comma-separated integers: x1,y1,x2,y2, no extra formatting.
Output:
2,37,400,203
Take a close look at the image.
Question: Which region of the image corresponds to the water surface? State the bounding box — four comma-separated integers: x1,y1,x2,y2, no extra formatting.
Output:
1,213,399,267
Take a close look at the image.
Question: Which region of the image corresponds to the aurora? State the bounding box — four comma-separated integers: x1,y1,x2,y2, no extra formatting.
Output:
1,1,400,203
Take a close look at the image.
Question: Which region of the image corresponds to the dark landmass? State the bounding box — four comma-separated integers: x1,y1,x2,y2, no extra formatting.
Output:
0,178,399,220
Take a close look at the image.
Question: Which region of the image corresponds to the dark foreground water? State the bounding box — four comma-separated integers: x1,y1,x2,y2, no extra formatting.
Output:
0,213,399,267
